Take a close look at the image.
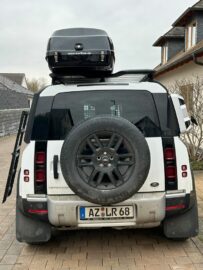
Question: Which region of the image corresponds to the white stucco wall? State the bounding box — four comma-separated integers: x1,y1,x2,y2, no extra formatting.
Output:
155,56,203,90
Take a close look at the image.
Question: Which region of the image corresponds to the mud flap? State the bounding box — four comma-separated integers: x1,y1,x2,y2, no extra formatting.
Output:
163,201,199,239
16,200,51,244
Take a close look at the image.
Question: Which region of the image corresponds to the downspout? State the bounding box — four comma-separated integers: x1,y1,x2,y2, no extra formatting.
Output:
192,53,203,66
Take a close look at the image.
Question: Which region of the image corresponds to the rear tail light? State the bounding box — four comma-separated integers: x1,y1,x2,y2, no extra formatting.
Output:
164,148,175,160
162,139,177,191
36,152,46,164
36,170,46,182
35,142,47,194
165,166,176,179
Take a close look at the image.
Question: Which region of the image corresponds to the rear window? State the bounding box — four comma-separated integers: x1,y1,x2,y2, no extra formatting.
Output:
31,90,161,140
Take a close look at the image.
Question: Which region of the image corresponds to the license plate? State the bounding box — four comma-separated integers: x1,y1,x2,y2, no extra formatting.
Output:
79,205,134,220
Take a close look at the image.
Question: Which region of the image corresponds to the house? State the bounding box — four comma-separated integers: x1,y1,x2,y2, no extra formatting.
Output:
0,73,28,88
0,74,33,137
153,0,203,108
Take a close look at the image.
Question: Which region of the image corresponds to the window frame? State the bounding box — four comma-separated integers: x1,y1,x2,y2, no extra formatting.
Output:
162,44,168,64
185,21,197,50
179,84,194,112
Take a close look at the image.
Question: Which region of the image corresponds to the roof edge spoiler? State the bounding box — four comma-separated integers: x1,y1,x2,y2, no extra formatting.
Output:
50,69,155,85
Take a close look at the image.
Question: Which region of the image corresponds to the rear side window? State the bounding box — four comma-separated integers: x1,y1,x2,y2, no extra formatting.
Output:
31,90,161,140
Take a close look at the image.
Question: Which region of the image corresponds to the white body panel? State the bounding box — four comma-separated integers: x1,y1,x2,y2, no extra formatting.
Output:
18,83,192,200
40,82,167,97
171,94,191,133
46,141,74,195
19,142,35,198
174,137,193,193
19,137,193,199
45,138,165,195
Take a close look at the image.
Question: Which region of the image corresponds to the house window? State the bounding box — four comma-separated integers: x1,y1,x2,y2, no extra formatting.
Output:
162,45,168,64
28,98,32,108
179,84,193,112
186,22,197,50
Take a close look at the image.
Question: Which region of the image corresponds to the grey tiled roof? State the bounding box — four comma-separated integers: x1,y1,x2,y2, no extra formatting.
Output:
0,75,33,96
153,27,184,47
173,0,203,26
193,0,203,9
0,73,25,86
165,27,185,37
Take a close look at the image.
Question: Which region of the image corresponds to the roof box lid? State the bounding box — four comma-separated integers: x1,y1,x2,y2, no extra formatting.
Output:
51,28,108,37
46,28,115,76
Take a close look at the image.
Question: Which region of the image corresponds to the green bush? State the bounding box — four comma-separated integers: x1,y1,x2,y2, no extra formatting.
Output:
191,161,203,171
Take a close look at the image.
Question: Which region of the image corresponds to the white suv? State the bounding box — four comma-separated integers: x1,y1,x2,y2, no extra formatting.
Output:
3,70,199,244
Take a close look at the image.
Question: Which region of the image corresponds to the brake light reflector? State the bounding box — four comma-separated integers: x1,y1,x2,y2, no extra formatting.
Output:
166,204,185,211
36,152,46,164
165,166,176,179
164,148,175,160
28,209,48,214
36,170,46,182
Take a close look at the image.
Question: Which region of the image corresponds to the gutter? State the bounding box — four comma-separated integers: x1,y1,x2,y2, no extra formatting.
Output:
154,47,203,77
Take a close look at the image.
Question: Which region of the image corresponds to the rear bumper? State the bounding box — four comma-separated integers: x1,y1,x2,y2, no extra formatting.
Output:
47,192,165,228
18,190,195,229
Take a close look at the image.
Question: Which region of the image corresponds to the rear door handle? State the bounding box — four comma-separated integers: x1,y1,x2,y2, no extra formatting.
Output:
53,155,59,179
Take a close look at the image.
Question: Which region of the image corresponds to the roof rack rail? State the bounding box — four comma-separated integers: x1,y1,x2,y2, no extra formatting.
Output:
50,69,154,85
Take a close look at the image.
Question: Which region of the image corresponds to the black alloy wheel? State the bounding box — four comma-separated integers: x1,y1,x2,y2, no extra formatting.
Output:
77,132,135,190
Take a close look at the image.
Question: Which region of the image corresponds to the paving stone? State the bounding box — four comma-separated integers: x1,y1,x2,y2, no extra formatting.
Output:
0,254,18,264
0,265,13,270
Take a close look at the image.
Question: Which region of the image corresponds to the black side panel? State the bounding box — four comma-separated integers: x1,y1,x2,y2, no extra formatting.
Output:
31,97,53,141
24,94,39,143
153,93,180,136
153,93,168,130
167,97,180,135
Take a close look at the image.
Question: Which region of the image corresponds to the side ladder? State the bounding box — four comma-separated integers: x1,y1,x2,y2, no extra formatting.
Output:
2,111,29,203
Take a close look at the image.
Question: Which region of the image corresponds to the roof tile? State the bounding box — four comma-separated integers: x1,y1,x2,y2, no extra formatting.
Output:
0,75,33,96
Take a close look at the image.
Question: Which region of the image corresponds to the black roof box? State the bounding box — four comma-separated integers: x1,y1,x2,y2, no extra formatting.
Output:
46,28,115,76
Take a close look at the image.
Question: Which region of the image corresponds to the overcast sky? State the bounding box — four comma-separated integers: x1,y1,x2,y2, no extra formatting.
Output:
0,0,197,83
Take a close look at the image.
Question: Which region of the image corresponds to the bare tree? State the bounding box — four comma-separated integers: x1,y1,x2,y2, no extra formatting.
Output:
169,77,203,161
27,77,47,93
